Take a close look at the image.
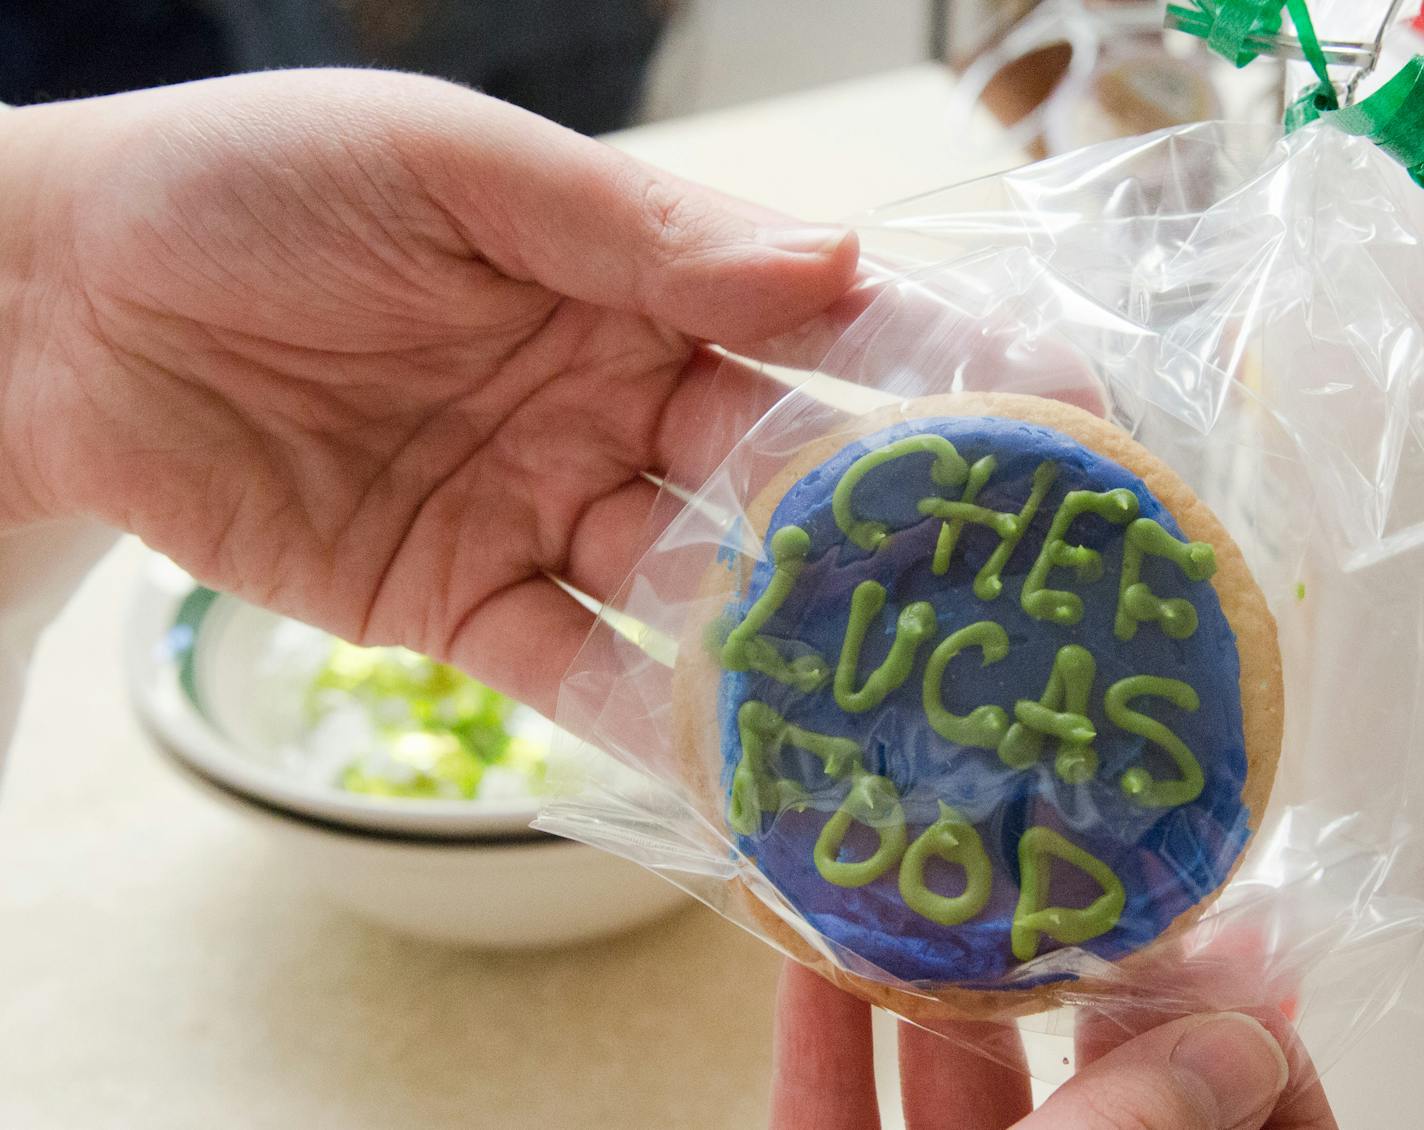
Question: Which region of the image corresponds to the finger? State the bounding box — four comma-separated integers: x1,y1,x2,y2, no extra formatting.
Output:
898,1018,1031,1130
1219,1005,1336,1130
725,279,883,371
653,303,1112,499
749,266,1110,415
1023,1012,1289,1130
1069,922,1335,1130
1259,1018,1337,1130
562,476,661,603
441,574,598,720
561,369,771,602
1266,1057,1338,1130
1076,1005,1336,1130
1076,1005,1162,1072
770,962,881,1130
403,83,860,345
1075,927,1292,1069
653,350,791,487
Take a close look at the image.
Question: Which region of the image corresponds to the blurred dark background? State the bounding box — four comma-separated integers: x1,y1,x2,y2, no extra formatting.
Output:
0,0,670,135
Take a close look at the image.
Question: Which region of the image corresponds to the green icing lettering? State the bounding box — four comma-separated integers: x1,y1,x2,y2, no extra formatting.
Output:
932,455,996,575
833,435,969,552
898,802,993,926
720,526,830,693
1011,827,1126,962
1114,519,1217,641
918,461,1059,601
1106,676,1205,808
921,621,1011,749
727,701,863,836
1021,488,1139,626
814,773,908,888
726,434,1223,929
998,645,1099,784
834,582,937,713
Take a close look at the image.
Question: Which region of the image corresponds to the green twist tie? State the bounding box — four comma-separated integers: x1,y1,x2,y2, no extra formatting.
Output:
1172,0,1424,188
1167,1,1284,68
1328,57,1424,185
1279,0,1424,184
1215,0,1284,67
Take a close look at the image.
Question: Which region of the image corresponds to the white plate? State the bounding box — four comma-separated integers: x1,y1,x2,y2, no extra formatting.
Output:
125,556,549,839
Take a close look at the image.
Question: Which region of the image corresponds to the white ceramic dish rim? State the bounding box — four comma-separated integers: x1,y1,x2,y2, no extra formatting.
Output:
125,568,546,840
153,726,574,850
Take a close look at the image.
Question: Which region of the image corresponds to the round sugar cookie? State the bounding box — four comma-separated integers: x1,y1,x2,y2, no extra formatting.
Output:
675,393,1282,1020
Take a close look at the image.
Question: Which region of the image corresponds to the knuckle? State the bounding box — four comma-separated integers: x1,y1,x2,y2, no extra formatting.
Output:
635,173,700,260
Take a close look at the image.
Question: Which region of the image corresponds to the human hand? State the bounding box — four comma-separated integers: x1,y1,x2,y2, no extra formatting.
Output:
770,960,1338,1129
0,70,858,714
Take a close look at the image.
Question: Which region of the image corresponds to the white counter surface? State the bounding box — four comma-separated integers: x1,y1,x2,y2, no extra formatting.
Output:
0,64,1418,1128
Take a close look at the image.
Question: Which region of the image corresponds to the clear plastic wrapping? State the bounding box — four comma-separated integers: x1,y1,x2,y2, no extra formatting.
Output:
538,120,1424,1078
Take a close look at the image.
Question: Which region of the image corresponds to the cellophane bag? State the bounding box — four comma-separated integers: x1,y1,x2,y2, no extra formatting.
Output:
537,120,1424,1081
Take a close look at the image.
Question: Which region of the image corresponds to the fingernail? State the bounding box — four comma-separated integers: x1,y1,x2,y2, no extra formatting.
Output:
756,224,853,256
1170,1012,1289,1128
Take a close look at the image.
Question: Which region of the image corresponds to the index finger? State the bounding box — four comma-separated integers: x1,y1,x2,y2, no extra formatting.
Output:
771,961,882,1130
898,1014,1032,1130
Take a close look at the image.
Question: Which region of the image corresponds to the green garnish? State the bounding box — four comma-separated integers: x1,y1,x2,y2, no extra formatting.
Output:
307,641,537,801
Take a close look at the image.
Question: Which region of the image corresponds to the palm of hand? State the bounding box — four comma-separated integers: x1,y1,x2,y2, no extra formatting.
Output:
17,72,854,710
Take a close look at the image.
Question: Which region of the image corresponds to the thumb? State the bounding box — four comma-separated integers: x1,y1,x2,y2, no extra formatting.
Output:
1021,1012,1289,1130
406,79,860,344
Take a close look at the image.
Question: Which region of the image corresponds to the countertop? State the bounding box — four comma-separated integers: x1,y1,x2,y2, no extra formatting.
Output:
0,63,1419,1129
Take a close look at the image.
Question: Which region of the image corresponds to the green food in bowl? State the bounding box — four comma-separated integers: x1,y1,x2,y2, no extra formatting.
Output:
306,641,548,801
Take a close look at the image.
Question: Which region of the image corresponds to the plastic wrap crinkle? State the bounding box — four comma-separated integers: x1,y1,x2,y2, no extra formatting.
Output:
538,121,1424,1079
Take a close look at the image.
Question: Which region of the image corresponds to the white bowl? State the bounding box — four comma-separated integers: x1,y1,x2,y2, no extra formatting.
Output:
172,757,690,948
127,556,553,839
125,554,689,947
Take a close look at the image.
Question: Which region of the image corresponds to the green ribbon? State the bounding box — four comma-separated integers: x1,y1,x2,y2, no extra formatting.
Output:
1165,1,1284,67
1327,57,1424,184
1278,0,1340,129
1172,0,1424,186
1213,0,1285,68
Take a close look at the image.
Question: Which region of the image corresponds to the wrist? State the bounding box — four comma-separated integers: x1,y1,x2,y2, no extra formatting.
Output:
0,101,86,528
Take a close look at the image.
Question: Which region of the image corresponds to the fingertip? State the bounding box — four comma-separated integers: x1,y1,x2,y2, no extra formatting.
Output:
1033,1010,1292,1130
756,224,859,259
1169,1012,1289,1127
760,224,861,300
669,225,861,345
820,227,864,298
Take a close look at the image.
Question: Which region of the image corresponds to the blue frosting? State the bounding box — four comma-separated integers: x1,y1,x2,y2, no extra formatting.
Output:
718,417,1251,988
